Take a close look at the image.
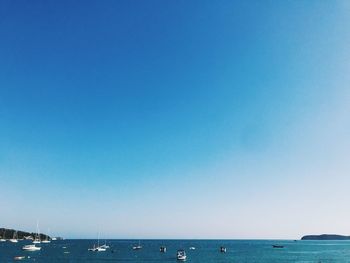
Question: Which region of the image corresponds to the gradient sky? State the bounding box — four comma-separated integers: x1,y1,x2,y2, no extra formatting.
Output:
1,0,350,239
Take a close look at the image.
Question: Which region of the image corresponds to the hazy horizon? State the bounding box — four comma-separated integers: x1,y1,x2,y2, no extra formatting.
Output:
1,0,350,239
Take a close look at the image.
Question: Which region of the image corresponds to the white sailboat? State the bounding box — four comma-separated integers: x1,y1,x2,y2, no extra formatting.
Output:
41,237,50,243
88,244,106,252
9,231,18,243
88,232,106,252
33,222,41,244
41,229,51,243
132,240,142,250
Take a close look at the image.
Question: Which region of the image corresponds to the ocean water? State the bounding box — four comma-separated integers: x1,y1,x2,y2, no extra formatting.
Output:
1,239,350,262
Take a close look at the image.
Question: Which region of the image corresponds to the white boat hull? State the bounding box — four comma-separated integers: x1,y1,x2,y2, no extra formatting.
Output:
22,245,41,251
88,247,106,252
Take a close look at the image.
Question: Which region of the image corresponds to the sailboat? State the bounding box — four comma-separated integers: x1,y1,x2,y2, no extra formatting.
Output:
41,236,50,243
88,232,106,252
88,244,106,252
9,230,18,243
42,229,51,243
133,240,142,250
33,222,41,244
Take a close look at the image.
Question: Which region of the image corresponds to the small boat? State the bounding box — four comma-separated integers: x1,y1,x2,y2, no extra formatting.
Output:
42,229,51,243
41,234,51,243
272,245,284,248
133,240,142,250
88,233,106,252
88,245,106,252
22,244,41,251
220,246,227,253
14,256,26,260
33,222,41,244
10,231,19,243
160,246,166,252
177,250,187,261
189,246,195,250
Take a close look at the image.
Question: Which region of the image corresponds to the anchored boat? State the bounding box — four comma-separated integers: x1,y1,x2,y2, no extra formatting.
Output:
177,250,187,261
133,240,142,250
22,244,41,251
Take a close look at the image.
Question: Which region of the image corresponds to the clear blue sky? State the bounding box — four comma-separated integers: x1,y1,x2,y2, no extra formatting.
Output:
1,0,350,239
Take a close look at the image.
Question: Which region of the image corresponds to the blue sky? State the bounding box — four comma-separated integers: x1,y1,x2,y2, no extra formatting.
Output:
1,0,350,239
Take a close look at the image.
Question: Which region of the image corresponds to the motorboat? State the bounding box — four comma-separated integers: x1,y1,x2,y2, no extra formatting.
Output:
220,246,227,253
160,246,166,252
177,250,187,261
189,246,195,250
22,244,41,251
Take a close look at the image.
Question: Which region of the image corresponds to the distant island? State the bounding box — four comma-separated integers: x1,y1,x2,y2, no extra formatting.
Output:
301,234,350,240
0,227,51,240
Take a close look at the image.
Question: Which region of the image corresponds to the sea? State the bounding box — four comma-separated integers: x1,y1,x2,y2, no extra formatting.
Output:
1,239,350,262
